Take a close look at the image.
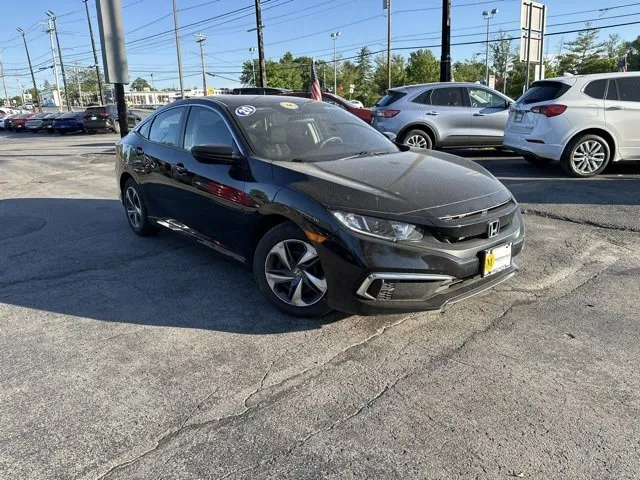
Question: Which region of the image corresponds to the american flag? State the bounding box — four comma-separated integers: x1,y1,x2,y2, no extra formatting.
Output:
618,56,628,72
310,60,322,101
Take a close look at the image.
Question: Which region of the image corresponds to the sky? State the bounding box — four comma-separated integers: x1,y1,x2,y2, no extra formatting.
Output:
0,0,639,98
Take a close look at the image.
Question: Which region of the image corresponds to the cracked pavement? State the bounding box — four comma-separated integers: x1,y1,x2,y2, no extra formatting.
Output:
1,133,639,479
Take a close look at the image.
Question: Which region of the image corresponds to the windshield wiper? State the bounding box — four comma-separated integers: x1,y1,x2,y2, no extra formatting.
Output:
340,151,390,160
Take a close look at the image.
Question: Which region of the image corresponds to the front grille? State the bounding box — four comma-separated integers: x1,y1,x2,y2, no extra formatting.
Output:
434,218,512,243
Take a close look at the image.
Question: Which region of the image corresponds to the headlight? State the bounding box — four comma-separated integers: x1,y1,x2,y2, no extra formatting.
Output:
331,211,423,242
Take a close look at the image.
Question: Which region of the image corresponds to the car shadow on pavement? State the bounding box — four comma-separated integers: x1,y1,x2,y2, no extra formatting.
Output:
0,198,343,334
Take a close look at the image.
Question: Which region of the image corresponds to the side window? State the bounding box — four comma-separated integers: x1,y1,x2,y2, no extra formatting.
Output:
606,80,619,101
148,107,185,147
468,88,507,108
615,77,640,102
431,87,463,107
583,79,607,99
411,90,432,105
137,119,152,139
183,106,237,152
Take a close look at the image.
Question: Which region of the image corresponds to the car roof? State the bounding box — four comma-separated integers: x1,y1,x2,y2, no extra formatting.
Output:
392,82,494,91
167,95,316,110
539,72,640,84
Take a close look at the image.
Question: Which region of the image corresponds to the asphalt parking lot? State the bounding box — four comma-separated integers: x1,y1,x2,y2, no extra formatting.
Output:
1,131,639,479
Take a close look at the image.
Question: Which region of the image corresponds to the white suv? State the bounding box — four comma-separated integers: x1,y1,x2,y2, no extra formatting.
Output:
504,72,640,177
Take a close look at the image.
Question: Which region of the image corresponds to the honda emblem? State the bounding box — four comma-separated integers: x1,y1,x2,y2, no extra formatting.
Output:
487,220,500,238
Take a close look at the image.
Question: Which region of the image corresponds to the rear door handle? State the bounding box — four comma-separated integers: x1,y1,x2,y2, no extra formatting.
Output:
174,163,188,175
607,105,625,111
473,113,487,116
426,111,439,116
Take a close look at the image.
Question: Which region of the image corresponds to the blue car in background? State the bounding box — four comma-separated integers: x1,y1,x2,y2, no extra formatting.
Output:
52,112,85,135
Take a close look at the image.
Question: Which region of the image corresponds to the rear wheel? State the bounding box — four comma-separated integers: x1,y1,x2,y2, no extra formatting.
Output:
561,134,610,178
123,178,159,236
402,129,433,150
253,222,332,317
523,154,552,165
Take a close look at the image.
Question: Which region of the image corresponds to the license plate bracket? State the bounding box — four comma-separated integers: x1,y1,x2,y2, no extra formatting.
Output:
482,243,512,277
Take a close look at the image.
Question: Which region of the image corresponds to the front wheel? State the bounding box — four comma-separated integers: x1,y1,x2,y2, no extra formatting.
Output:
561,134,610,178
402,129,433,150
253,222,332,317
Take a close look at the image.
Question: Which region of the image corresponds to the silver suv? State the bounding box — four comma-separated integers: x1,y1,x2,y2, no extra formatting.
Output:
371,83,513,149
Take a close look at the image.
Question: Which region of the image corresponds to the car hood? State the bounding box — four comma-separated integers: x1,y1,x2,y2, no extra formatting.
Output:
276,149,512,224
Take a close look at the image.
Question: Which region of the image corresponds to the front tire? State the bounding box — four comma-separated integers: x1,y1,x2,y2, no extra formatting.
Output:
561,134,610,178
253,222,332,317
122,178,159,236
402,129,433,150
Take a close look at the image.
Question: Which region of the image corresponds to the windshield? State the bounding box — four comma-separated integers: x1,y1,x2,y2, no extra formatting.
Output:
231,101,397,162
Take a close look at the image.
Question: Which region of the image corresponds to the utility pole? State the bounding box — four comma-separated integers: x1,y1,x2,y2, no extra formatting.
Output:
16,28,42,112
384,0,391,90
45,17,63,111
47,12,71,111
0,54,9,107
254,0,267,87
439,0,451,82
196,34,207,96
172,0,185,98
150,72,156,106
83,0,104,105
330,31,341,94
249,47,257,86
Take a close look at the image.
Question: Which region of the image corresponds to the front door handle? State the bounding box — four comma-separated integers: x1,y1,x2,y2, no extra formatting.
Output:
473,113,487,116
426,111,439,116
607,105,625,111
174,163,188,175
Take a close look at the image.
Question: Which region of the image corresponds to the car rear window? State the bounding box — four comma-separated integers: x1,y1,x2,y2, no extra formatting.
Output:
84,107,106,115
376,90,407,107
518,81,571,104
583,80,607,99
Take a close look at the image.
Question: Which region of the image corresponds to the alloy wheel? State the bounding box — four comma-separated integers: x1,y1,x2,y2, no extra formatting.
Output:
124,186,142,229
264,239,327,307
571,140,606,175
405,134,428,149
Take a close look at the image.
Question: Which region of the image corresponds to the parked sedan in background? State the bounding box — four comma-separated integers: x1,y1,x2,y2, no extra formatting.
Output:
283,91,372,123
504,72,640,177
371,83,513,149
40,113,63,133
10,112,37,132
0,113,19,130
115,95,523,317
25,113,50,133
53,112,85,134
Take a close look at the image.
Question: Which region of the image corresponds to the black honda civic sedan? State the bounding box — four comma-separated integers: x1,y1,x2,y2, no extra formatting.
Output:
116,95,524,317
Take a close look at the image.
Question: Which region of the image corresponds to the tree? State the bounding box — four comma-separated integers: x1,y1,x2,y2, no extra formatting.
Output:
556,24,614,75
354,46,374,105
405,49,439,85
453,55,485,82
490,31,516,93
372,53,405,97
11,96,23,106
130,77,151,91
626,35,640,71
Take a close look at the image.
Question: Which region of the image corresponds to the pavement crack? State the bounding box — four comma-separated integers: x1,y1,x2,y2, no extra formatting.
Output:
522,208,640,233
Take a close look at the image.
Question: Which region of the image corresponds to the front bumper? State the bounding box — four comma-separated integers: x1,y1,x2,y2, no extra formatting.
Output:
321,210,525,315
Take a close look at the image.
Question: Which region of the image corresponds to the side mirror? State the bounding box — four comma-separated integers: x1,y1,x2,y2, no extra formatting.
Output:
382,131,397,142
191,144,237,164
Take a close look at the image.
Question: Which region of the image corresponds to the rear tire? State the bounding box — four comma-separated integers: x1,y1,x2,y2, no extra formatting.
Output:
402,129,433,150
561,134,610,178
122,178,159,236
523,154,552,165
253,222,332,318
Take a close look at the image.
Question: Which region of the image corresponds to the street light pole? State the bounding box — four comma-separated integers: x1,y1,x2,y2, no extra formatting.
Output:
47,12,71,112
483,8,498,86
45,17,63,111
172,0,185,98
440,0,451,82
196,34,207,96
82,0,104,105
330,31,340,94
0,53,9,107
249,47,257,86
16,28,42,113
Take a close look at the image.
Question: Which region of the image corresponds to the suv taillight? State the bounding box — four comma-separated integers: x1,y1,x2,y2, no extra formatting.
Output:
530,104,566,117
376,109,400,118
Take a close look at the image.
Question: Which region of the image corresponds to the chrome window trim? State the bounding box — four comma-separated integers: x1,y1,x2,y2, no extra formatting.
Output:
356,273,455,300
